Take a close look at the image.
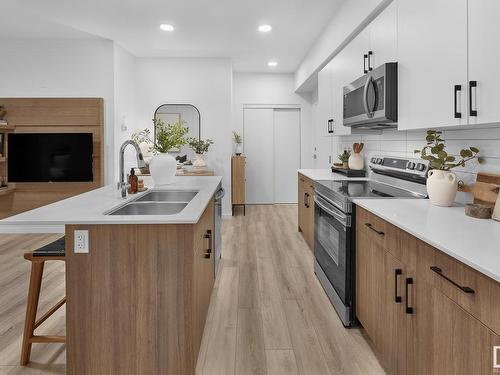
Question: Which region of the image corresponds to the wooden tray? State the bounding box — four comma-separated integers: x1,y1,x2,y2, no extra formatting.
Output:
458,172,500,206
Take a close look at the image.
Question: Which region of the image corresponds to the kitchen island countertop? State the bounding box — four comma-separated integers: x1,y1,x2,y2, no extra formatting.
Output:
0,175,222,226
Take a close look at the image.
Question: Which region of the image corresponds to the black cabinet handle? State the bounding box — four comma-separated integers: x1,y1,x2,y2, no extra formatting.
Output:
328,119,334,134
405,278,413,314
469,81,477,117
364,222,385,236
204,230,212,258
430,266,475,294
394,269,402,303
454,85,462,119
304,192,309,208
368,51,373,71
363,54,368,74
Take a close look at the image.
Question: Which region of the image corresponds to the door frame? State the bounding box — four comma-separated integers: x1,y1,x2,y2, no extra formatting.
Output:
242,105,302,204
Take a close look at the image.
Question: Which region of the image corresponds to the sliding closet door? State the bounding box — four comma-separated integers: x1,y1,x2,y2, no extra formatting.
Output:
274,109,300,203
243,108,274,204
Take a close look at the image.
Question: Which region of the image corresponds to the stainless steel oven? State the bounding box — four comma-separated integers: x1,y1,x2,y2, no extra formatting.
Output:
314,192,355,326
343,62,398,129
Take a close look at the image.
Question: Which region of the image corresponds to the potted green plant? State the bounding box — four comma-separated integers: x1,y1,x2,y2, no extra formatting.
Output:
187,137,214,168
232,131,242,155
415,130,484,206
338,149,351,169
132,118,189,185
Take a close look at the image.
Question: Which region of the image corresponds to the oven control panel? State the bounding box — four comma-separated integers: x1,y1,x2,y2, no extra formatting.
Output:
369,156,429,178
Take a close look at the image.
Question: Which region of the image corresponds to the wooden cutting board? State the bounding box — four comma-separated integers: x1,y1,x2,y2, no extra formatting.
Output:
458,172,500,206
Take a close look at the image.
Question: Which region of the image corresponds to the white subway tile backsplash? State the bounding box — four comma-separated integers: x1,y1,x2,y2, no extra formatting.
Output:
337,126,500,182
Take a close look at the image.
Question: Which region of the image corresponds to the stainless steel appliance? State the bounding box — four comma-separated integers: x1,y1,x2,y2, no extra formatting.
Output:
314,156,429,326
343,63,398,129
214,184,225,276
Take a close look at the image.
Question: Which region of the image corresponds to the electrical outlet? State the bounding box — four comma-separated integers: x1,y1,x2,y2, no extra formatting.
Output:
74,230,89,253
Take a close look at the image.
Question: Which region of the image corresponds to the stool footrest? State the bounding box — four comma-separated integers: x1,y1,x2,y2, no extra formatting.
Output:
29,335,65,344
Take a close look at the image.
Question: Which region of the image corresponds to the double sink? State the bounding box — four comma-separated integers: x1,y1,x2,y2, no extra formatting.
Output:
106,190,199,215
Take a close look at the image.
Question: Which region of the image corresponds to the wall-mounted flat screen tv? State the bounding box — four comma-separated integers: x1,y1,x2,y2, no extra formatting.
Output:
8,133,93,182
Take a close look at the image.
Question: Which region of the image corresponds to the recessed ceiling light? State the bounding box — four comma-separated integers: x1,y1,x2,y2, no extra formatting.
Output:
258,24,273,33
268,61,278,67
160,24,175,32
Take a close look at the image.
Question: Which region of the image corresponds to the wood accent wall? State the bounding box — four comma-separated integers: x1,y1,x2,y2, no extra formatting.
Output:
0,98,104,219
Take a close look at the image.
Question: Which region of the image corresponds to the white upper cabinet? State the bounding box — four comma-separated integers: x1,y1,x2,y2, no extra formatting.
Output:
467,0,500,125
398,0,469,130
317,61,334,137
367,1,397,68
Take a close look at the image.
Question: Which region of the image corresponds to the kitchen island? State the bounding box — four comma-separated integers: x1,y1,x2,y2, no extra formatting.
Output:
1,176,222,375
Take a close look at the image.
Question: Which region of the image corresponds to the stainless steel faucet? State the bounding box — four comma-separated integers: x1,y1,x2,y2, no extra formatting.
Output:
118,140,146,198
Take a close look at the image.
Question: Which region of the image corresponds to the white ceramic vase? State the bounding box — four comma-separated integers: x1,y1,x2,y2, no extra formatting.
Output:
149,153,177,186
348,153,364,170
193,153,207,168
235,143,243,155
427,170,458,207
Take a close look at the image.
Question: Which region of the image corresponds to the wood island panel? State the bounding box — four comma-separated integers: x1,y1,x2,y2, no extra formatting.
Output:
65,200,215,375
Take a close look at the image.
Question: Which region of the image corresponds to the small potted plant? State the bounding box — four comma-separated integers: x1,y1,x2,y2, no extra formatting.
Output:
415,130,484,206
132,118,189,185
232,131,243,155
338,149,351,169
187,137,214,168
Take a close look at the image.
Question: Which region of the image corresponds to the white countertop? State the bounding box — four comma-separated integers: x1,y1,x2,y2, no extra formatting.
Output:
0,176,222,226
353,199,500,283
298,168,368,181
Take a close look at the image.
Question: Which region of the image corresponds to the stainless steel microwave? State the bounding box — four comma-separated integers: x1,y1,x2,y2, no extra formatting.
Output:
343,62,397,129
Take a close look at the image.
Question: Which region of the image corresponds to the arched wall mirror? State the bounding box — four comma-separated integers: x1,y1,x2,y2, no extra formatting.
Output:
154,104,201,158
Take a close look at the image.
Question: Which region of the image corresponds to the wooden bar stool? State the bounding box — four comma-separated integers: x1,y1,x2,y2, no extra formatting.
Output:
20,237,66,366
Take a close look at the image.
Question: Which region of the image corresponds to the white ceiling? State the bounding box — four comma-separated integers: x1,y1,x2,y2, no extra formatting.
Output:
2,0,344,72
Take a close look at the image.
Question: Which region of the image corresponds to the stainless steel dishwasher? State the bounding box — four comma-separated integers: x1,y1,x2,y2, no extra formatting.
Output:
214,184,225,276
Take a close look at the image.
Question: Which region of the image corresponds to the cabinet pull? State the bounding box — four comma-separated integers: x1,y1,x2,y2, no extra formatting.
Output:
469,81,478,117
328,119,334,134
363,54,368,74
304,192,309,208
368,51,373,71
430,266,475,294
394,269,402,303
405,277,413,314
454,85,462,119
364,222,385,236
204,230,212,257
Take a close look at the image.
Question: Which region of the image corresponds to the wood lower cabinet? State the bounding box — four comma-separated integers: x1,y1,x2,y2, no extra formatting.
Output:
65,200,215,375
356,206,500,375
231,155,246,215
297,173,315,251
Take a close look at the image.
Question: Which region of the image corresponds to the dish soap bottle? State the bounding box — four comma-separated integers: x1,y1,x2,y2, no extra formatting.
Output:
128,168,138,194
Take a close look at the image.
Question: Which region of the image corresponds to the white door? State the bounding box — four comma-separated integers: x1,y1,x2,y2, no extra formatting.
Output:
468,0,500,125
274,109,300,203
243,108,274,204
398,0,468,130
243,107,300,204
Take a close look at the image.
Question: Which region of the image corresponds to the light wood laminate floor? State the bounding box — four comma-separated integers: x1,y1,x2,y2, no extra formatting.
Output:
0,205,385,375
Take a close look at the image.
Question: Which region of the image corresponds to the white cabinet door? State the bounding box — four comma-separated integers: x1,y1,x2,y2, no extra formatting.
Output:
468,0,500,125
318,62,334,137
398,0,468,130
332,28,370,136
367,1,397,69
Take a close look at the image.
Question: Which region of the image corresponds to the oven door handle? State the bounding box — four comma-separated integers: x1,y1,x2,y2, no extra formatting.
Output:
314,196,349,226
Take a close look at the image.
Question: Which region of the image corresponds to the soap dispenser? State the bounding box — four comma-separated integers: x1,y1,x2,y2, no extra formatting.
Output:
128,168,138,194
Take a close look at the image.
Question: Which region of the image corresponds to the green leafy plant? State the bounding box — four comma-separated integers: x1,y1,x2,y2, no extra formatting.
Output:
414,130,485,170
338,149,351,163
187,137,214,154
132,118,189,154
232,131,242,144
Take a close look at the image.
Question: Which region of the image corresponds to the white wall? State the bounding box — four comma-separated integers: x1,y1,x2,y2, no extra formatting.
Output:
232,72,313,169
0,38,116,183
294,0,391,91
132,57,233,214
